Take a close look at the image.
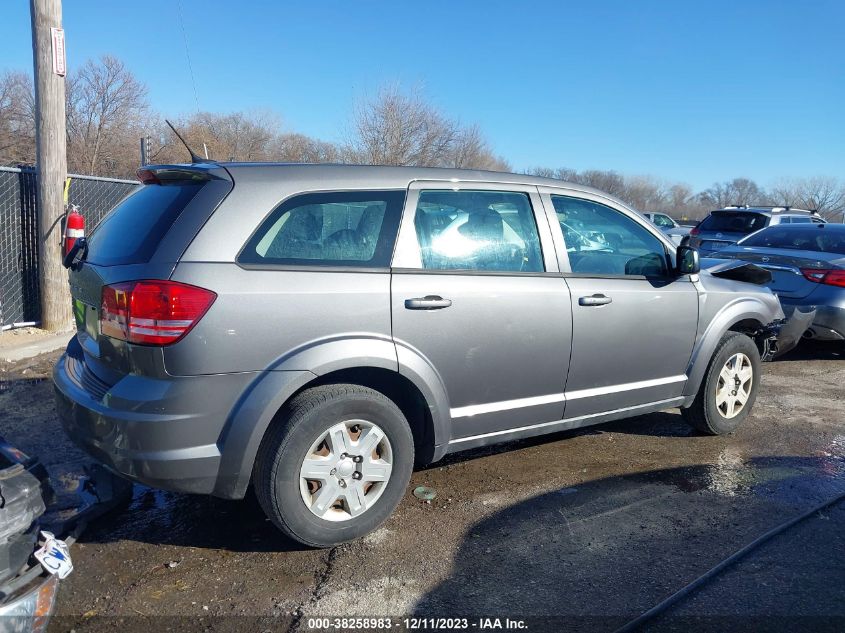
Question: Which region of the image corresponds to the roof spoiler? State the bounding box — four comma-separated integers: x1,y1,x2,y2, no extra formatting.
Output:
136,164,226,185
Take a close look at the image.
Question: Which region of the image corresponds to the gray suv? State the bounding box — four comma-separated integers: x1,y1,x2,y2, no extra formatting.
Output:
54,164,787,547
687,205,825,256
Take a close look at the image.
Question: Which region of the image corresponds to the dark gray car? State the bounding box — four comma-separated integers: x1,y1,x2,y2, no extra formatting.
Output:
54,163,789,547
716,223,845,343
687,206,825,256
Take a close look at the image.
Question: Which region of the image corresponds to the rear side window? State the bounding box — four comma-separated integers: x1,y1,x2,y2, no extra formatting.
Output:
86,183,203,266
699,211,767,234
239,190,405,267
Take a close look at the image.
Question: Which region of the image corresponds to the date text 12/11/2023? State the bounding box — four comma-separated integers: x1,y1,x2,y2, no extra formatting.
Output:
306,617,528,630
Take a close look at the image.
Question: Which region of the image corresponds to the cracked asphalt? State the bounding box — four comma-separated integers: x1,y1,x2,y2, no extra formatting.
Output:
0,341,843,632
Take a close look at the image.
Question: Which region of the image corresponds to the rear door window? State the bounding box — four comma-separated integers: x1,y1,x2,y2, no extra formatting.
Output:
699,211,767,234
86,183,203,266
412,190,544,272
239,190,405,267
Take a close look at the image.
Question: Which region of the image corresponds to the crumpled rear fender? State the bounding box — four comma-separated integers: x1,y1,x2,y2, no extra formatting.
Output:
771,306,817,358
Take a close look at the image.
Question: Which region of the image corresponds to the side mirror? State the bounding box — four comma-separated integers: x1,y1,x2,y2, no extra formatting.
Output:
676,245,700,275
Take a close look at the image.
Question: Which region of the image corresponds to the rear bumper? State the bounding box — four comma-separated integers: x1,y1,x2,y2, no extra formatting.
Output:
52,342,255,497
780,301,845,341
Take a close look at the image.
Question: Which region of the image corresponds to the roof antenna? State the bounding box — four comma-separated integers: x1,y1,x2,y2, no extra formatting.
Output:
165,119,213,164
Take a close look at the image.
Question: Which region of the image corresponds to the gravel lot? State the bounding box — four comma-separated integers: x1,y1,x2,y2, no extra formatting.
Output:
1,342,843,632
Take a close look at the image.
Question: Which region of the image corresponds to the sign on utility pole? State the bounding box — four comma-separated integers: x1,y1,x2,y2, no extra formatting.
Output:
30,0,71,331
140,136,152,166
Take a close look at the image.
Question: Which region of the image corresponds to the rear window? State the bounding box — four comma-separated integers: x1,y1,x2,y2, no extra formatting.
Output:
238,190,405,267
699,211,767,234
740,226,845,255
86,183,203,266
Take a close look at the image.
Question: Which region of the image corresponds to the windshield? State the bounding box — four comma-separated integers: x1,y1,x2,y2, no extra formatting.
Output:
699,211,767,234
740,226,845,255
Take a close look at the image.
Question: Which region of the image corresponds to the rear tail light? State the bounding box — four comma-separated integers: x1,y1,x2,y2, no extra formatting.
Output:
690,225,700,236
100,280,216,346
800,268,845,288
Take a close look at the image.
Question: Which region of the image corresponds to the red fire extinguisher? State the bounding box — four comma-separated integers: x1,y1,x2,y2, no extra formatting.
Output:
64,204,85,257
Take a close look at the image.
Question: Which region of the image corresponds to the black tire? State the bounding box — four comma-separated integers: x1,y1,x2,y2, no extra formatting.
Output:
682,332,761,435
253,384,414,548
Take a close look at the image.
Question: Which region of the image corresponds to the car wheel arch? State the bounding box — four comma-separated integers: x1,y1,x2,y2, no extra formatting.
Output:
684,297,779,402
212,344,450,499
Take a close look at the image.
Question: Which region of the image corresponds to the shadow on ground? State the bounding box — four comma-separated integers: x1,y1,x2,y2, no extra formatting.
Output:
777,339,844,362
414,455,845,631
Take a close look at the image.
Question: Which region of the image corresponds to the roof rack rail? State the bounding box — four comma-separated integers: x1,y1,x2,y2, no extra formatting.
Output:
721,205,816,214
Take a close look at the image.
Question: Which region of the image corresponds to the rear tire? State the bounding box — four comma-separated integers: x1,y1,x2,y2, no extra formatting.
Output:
254,384,414,548
682,332,760,435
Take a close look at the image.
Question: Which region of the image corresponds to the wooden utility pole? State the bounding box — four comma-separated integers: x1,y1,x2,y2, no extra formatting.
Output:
30,0,71,331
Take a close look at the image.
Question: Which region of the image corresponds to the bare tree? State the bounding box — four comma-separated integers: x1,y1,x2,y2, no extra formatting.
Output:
770,176,845,220
623,175,669,211
0,71,36,166
66,55,149,176
348,85,458,166
698,177,764,208
270,132,340,163
576,170,627,198
447,124,509,171
667,183,693,209
182,110,278,161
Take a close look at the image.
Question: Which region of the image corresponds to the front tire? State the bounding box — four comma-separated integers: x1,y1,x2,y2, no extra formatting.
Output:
682,332,760,435
254,384,414,547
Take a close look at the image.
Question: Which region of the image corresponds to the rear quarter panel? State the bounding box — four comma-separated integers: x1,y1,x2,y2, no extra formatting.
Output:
165,264,395,376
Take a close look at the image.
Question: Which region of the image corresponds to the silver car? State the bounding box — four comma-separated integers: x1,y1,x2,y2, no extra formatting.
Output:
643,212,691,245
716,222,845,343
54,164,789,547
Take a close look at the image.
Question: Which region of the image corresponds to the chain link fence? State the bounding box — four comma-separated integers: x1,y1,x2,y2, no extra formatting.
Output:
0,166,139,328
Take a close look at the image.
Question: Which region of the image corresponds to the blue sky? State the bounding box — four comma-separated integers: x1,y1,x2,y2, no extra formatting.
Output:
2,1,843,190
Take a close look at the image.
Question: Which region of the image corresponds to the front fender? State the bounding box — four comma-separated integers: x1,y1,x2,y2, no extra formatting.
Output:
684,294,783,401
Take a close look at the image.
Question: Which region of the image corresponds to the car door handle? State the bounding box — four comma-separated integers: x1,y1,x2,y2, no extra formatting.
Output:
405,295,452,310
578,294,612,307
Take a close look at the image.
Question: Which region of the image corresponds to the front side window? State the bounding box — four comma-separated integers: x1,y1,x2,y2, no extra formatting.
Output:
413,190,544,272
551,195,668,276
239,190,405,267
